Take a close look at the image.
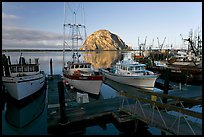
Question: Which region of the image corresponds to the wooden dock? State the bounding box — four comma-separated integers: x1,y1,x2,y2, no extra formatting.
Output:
47,75,202,135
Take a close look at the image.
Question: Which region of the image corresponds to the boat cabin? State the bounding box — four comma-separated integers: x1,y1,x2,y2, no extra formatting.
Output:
10,64,40,73
116,63,146,72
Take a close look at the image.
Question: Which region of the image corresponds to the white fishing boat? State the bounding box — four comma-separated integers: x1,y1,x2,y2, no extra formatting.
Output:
63,59,103,95
101,53,159,90
62,4,103,96
2,54,46,101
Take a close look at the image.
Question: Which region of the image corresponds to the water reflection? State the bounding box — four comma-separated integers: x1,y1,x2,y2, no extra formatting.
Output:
2,88,47,135
82,51,122,69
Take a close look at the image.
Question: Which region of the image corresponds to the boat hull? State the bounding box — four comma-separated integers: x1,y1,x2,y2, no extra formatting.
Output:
63,75,103,95
2,72,45,101
101,69,158,90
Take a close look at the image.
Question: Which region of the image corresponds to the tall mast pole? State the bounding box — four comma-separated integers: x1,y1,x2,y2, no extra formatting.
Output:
62,2,66,69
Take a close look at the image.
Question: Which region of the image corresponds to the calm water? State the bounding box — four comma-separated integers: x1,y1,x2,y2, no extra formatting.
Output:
2,51,202,135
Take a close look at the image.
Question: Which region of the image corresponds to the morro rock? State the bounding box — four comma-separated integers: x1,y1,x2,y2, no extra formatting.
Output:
80,29,130,50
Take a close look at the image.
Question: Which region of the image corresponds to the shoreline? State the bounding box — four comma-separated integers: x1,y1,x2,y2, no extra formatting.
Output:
2,49,184,52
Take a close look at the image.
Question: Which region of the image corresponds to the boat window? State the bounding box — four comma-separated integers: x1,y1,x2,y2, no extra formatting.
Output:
34,65,39,72
140,66,144,70
11,66,17,73
86,64,90,68
75,65,79,68
71,65,74,69
17,66,22,72
129,66,135,71
29,66,33,72
79,65,83,68
23,66,29,72
135,67,139,70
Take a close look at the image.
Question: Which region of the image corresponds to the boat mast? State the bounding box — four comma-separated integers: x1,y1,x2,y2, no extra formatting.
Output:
63,2,86,64
62,2,66,69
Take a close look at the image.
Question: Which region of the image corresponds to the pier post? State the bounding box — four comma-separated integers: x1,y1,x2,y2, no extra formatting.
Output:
161,68,170,135
50,58,53,80
58,81,68,124
162,68,170,104
2,54,10,77
7,56,11,65
1,85,6,111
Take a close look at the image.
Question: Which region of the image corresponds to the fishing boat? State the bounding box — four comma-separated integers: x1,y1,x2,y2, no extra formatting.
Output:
2,53,46,101
62,5,103,96
100,53,159,90
63,58,103,95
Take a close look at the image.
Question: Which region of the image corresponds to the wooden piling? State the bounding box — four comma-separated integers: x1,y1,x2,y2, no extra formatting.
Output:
50,58,53,80
1,85,6,111
161,68,170,135
162,68,170,104
7,56,11,65
58,81,68,124
2,54,10,77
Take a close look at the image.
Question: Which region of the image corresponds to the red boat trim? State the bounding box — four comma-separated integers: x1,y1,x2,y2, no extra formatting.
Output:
63,74,103,80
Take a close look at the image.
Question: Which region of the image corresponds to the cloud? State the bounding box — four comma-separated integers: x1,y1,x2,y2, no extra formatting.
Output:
2,12,20,20
2,25,64,49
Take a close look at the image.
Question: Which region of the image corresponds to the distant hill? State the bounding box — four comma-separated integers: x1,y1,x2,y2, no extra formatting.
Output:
80,29,131,50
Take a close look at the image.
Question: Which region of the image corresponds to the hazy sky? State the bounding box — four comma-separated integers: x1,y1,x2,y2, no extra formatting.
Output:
2,2,202,50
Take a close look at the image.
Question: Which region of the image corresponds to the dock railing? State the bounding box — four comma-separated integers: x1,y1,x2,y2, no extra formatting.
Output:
119,90,202,135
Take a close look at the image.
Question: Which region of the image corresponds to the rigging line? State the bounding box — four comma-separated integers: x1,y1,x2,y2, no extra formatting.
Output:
67,3,74,16
64,2,68,24
82,3,87,39
75,3,81,16
81,3,86,25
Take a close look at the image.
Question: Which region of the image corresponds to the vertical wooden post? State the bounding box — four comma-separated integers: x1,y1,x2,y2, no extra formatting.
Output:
163,68,170,104
2,54,10,77
50,58,53,80
58,81,68,124
7,56,11,65
1,85,6,111
161,68,170,136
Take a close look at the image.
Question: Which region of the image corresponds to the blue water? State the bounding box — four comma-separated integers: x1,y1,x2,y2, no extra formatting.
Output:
2,88,48,135
2,51,202,135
